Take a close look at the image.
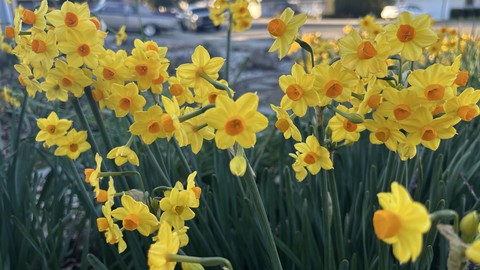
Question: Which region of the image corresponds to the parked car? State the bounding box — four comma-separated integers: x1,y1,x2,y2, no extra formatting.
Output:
381,5,423,19
92,2,177,36
177,6,219,32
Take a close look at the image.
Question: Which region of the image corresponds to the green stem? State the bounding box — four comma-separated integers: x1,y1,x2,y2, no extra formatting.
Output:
295,38,315,68
171,139,192,174
166,254,233,270
320,171,334,269
18,31,31,35
84,87,114,150
430,209,459,234
98,171,145,193
199,72,233,99
225,11,232,82
179,104,215,122
327,170,345,260
193,123,208,131
326,104,364,123
125,135,134,147
151,186,172,196
145,145,171,186
68,159,98,219
398,57,403,86
242,163,283,270
71,97,101,156
351,92,364,100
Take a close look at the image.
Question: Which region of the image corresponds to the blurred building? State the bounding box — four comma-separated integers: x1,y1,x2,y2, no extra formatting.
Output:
397,0,480,20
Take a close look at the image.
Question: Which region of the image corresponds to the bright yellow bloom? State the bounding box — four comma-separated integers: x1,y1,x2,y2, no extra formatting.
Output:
97,202,127,253
466,239,480,264
376,87,423,122
444,87,480,124
353,78,388,115
408,63,456,102
230,155,247,176
150,60,170,94
148,222,179,270
111,194,159,236
328,105,365,143
312,61,358,106
86,153,103,194
106,83,146,118
57,27,105,69
460,211,479,243
44,59,92,98
338,29,390,78
132,39,168,59
130,105,167,144
289,135,333,181
204,93,268,149
270,104,302,141
107,145,140,166
116,25,127,46
35,111,72,147
27,29,58,78
14,64,42,97
160,185,198,230
364,112,405,152
267,8,307,59
181,107,215,154
54,129,91,160
125,49,162,91
373,182,431,263
397,141,417,161
40,76,69,102
162,96,188,146
279,63,319,117
21,0,48,30
209,6,226,26
384,12,437,61
176,45,224,89
194,80,234,106
93,49,131,87
167,76,194,105
46,1,95,40
401,107,456,151
90,79,111,110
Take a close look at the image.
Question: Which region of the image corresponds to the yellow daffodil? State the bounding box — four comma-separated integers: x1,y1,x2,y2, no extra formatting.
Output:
364,112,405,152
167,76,194,105
46,1,95,40
176,45,224,89
97,202,127,253
107,145,140,166
93,49,131,86
444,87,480,123
397,141,417,161
57,27,105,69
44,59,92,98
125,49,162,91
194,80,234,106
161,96,188,146
21,0,47,30
181,107,215,154
40,76,69,102
27,30,58,78
150,60,170,95
384,12,437,61
267,8,307,59
408,63,456,102
160,185,198,230
338,29,390,78
14,64,42,97
289,135,333,181
312,61,358,106
204,93,268,149
116,25,127,46
230,155,247,176
377,87,423,122
91,79,111,110
271,104,302,141
466,239,480,264
130,105,167,144
328,105,365,143
54,129,91,160
85,153,103,193
35,111,72,147
373,182,431,263
148,222,179,270
279,63,319,117
111,194,159,236
106,83,146,118
132,39,168,59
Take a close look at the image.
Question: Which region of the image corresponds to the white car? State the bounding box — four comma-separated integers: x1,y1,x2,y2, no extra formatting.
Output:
381,5,423,19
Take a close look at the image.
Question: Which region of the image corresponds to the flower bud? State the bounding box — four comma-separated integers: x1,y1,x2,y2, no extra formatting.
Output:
461,211,479,242
229,156,247,177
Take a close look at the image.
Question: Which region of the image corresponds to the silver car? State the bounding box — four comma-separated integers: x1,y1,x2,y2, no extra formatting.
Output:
93,2,177,36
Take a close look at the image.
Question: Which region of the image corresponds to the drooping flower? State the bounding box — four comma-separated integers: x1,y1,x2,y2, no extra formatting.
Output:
107,145,140,166
267,8,307,59
111,194,159,236
148,222,179,270
289,135,333,181
97,202,127,253
373,182,431,263
270,104,302,142
181,107,215,154
204,93,268,149
54,129,91,160
35,111,72,147
160,184,198,230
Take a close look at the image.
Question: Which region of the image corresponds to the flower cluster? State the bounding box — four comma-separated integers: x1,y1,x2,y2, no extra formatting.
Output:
209,0,253,32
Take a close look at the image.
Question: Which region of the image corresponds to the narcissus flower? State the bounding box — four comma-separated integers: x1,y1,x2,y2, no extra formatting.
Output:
14,64,42,97
444,87,480,123
364,112,405,152
97,202,127,253
466,239,480,264
377,87,423,122
408,63,456,102
44,59,92,98
107,145,140,166
54,129,91,160
125,49,162,90
176,45,224,89
328,105,365,143
35,111,72,147
312,62,358,106
27,30,58,78
107,83,146,118
230,155,247,176
21,0,48,30
46,1,95,40
57,27,105,69
384,12,437,61
167,76,194,106
160,184,198,230
181,107,215,154
271,104,302,142
130,105,167,144
148,222,179,270
204,93,268,149
111,194,159,236
279,63,319,117
289,135,333,181
373,182,431,263
267,8,307,59
338,29,390,78
93,49,131,86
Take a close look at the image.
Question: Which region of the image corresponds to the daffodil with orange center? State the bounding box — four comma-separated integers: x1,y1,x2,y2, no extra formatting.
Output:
449,55,470,87
279,63,319,117
376,87,423,122
194,80,234,106
27,30,58,78
267,7,307,59
384,12,437,61
373,182,431,263
111,194,159,236
167,76,194,105
107,145,140,166
132,39,168,59
401,107,457,151
352,77,389,115
364,112,405,152
35,111,72,147
328,105,366,143
45,59,91,98
46,1,95,40
86,153,103,194
160,181,199,230
54,129,91,160
148,222,179,270
289,135,333,181
176,45,224,89
21,0,48,30
97,202,127,253
130,105,167,144
125,49,161,91
204,93,268,149
151,60,170,94
338,29,390,78
408,63,456,103
312,61,358,106
57,27,105,69
93,49,131,87
14,64,42,97
91,79,111,110
161,96,188,146
444,87,480,124
107,83,146,118
181,107,215,154
271,104,302,142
